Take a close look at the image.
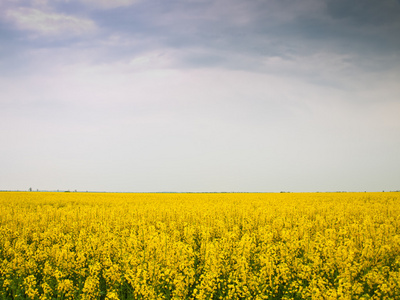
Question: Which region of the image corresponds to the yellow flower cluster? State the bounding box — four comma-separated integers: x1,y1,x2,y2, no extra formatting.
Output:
0,192,399,299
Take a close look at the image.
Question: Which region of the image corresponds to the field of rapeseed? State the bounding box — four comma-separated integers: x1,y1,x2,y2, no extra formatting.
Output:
0,192,399,300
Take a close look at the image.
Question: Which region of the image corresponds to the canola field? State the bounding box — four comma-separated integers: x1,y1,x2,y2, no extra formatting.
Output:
0,192,399,300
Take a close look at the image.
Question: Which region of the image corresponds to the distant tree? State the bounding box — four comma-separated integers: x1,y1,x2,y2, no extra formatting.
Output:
29,187,32,192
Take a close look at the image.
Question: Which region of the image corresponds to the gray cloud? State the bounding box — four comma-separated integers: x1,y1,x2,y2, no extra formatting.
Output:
3,0,400,74
5,7,97,37
74,0,400,85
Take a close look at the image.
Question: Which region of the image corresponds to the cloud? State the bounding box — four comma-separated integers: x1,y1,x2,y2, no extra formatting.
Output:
79,0,141,9
4,0,399,76
6,7,96,36
76,0,399,75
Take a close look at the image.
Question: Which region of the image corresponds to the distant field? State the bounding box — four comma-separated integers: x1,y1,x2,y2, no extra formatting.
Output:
0,192,399,299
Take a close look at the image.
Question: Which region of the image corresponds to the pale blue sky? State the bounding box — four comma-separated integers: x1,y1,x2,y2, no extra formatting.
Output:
1,0,400,192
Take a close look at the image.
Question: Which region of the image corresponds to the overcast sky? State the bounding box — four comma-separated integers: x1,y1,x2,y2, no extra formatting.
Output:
1,0,399,192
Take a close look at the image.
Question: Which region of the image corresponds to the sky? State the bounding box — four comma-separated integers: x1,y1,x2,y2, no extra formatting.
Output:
1,0,400,192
